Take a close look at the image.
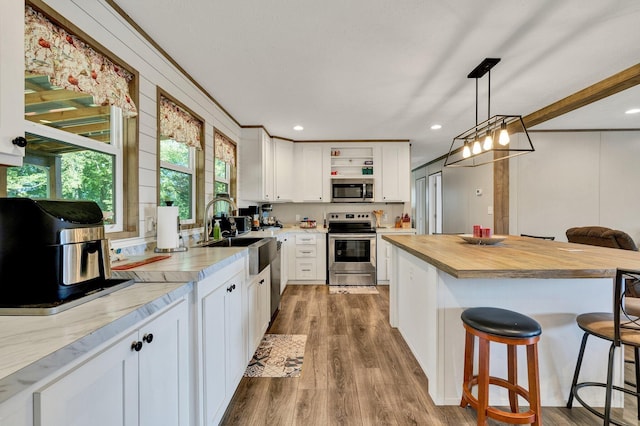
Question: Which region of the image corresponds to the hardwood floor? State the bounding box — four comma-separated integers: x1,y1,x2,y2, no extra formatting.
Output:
221,285,611,425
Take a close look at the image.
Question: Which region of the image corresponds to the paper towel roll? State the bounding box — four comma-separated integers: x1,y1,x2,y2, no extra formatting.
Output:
157,206,179,249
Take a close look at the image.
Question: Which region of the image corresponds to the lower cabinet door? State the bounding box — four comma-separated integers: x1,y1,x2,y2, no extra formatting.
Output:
34,330,139,426
225,271,246,393
202,282,228,425
139,299,189,426
33,299,189,426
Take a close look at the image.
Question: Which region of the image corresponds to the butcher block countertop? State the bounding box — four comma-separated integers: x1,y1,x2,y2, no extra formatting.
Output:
382,234,640,279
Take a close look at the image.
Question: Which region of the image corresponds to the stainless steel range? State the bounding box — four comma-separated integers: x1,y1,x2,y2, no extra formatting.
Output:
327,212,376,286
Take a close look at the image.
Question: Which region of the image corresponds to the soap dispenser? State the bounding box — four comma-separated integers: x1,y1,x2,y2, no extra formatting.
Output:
213,219,221,240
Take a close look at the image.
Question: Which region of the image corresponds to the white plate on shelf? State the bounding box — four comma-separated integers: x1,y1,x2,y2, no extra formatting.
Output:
459,234,506,245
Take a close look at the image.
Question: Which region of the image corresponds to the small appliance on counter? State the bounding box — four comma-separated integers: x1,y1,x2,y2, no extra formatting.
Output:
211,216,252,237
239,206,261,231
260,204,283,228
0,198,133,315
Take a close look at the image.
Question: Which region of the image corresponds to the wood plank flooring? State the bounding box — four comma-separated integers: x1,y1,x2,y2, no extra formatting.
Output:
221,285,616,425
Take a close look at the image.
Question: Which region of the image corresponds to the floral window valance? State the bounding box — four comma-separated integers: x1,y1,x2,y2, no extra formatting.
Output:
215,131,236,166
25,6,138,117
160,96,202,150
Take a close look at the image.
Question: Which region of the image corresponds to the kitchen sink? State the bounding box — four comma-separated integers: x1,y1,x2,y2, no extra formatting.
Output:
201,237,277,275
205,237,265,248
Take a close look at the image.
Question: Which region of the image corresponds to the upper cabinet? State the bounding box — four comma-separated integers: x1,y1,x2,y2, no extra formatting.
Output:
239,130,296,203
240,138,410,204
272,138,294,202
378,142,411,202
0,1,25,166
240,128,274,202
294,143,330,202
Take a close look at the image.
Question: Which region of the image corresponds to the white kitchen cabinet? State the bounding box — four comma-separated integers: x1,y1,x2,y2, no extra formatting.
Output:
278,234,290,293
247,266,271,355
195,258,246,426
288,233,327,283
294,143,330,202
376,230,416,283
273,137,294,201
379,143,411,202
34,298,190,426
240,128,274,202
0,0,25,166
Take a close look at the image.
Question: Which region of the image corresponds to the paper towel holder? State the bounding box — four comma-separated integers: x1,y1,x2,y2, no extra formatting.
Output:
154,202,188,253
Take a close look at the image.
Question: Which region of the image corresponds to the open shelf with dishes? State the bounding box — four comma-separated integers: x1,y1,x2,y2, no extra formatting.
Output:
330,147,374,178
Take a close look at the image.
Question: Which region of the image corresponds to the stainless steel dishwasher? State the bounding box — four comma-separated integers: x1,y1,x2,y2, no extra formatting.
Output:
270,240,282,322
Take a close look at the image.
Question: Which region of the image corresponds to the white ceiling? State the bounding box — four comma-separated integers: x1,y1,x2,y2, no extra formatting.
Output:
111,0,640,168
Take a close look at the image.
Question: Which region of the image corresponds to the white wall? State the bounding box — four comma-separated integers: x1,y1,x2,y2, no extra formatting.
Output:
46,0,242,248
510,130,640,243
441,164,493,233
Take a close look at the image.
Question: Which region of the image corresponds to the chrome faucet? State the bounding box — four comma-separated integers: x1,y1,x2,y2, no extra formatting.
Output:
203,195,237,243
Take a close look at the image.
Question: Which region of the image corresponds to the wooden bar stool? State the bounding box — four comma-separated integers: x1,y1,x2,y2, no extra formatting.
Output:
460,307,543,425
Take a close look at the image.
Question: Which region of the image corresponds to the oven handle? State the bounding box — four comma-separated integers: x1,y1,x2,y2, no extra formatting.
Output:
328,233,377,240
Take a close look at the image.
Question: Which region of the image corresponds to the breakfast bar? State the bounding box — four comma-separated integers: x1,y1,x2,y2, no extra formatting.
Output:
382,234,640,407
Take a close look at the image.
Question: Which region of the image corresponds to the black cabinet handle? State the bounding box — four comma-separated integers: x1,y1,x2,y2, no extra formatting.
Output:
131,341,143,352
143,333,154,344
12,137,27,148
259,279,265,285
227,283,237,292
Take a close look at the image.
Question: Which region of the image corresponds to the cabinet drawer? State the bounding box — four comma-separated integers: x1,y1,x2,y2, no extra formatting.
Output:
295,246,317,258
295,234,317,245
295,259,316,279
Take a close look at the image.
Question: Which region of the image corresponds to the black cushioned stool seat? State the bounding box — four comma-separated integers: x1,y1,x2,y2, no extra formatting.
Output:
460,307,542,425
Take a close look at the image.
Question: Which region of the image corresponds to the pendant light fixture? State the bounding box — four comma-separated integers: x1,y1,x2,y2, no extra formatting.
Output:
444,58,534,167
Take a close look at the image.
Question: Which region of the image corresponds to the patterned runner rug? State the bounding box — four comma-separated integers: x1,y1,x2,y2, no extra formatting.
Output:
244,334,307,378
329,285,379,294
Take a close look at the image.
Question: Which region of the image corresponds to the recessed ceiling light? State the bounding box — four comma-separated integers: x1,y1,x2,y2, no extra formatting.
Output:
625,108,640,115
430,124,442,130
293,125,304,131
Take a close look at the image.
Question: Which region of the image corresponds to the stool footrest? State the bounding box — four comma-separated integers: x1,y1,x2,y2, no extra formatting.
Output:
462,375,536,424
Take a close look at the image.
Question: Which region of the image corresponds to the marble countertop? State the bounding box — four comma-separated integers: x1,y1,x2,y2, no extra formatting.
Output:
112,246,247,282
0,280,192,404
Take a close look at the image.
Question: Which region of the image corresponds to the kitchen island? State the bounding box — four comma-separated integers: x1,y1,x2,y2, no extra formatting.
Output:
382,234,640,407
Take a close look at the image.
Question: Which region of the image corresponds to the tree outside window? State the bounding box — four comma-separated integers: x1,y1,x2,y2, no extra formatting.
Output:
158,93,203,223
214,130,237,216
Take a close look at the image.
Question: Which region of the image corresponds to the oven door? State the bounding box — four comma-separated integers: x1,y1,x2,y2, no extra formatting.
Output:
328,233,376,285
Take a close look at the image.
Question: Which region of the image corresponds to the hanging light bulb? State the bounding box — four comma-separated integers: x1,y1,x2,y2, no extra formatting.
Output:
499,121,510,146
472,136,482,155
462,142,471,158
483,131,493,150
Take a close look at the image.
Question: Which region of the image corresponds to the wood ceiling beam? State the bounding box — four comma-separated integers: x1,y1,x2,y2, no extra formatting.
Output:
25,89,94,105
59,122,110,135
25,106,111,123
522,62,640,128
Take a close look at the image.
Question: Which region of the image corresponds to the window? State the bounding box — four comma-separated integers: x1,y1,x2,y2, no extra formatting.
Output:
214,130,237,215
1,4,139,236
160,137,195,220
158,92,204,224
8,131,118,224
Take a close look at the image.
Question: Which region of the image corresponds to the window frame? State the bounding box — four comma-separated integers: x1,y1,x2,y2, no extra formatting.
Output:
214,129,237,204
4,0,140,239
23,114,124,232
157,88,205,228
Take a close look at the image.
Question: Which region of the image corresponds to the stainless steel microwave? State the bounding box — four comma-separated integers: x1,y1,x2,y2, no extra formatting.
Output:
331,180,374,202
